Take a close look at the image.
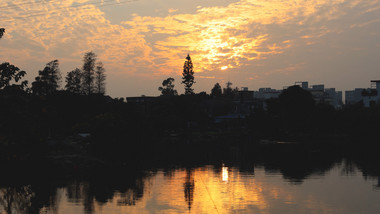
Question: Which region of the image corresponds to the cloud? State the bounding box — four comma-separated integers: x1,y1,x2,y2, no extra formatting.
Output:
168,8,178,13
0,0,152,74
122,0,370,76
1,0,380,91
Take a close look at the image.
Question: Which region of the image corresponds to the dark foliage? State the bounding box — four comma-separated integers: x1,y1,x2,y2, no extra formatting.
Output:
278,85,315,129
0,62,28,90
223,81,239,98
158,77,178,96
32,60,61,95
182,54,195,95
210,83,222,97
94,62,106,94
81,51,97,95
0,28,4,39
65,68,82,94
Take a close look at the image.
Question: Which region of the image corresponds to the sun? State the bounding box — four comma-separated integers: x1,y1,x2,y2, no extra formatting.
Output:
221,66,228,70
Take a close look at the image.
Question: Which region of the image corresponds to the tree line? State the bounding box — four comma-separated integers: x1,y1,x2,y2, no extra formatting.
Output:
0,51,106,95
159,54,239,97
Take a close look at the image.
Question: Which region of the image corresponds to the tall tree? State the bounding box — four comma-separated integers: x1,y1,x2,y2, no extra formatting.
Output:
223,81,239,98
223,81,233,95
65,68,82,94
211,83,222,97
32,60,61,95
94,62,106,94
0,28,4,39
182,54,195,95
158,77,178,96
81,51,97,95
0,62,28,90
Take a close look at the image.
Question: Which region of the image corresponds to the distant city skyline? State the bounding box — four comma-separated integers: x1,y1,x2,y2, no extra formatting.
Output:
1,0,380,97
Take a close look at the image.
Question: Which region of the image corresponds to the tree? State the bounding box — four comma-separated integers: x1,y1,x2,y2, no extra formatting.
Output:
0,62,28,90
182,54,195,95
94,62,106,94
211,83,222,97
279,85,315,124
223,81,233,95
65,68,82,94
0,28,4,39
81,51,97,95
158,77,178,96
32,60,61,95
223,81,239,97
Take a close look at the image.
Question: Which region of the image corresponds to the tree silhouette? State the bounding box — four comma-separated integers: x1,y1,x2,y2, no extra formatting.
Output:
158,77,177,96
65,68,82,94
279,85,315,125
81,51,97,95
183,169,194,211
94,62,106,94
182,54,195,95
223,81,239,97
32,60,61,95
0,28,4,39
0,186,35,214
0,62,28,90
211,83,222,97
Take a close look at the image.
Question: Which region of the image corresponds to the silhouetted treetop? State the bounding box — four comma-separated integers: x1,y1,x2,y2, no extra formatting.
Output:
82,51,97,95
0,28,4,39
32,60,61,95
279,85,315,123
65,68,82,94
223,81,239,97
94,62,106,95
211,83,222,97
182,54,195,95
0,62,28,90
159,77,178,96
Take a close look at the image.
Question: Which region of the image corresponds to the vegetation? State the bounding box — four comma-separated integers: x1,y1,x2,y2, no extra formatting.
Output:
65,68,82,93
182,54,195,95
32,60,61,95
0,53,380,169
94,62,106,94
158,77,178,96
0,28,4,39
81,51,97,95
210,83,222,97
0,62,28,91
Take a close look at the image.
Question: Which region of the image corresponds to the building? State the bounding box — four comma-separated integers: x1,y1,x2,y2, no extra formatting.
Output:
345,80,380,107
345,88,365,105
253,88,282,100
293,81,343,108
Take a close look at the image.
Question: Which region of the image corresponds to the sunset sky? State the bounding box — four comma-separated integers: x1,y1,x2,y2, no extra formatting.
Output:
1,0,380,97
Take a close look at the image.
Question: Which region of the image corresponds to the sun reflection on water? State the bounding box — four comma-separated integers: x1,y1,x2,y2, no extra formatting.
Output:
36,163,380,214
222,166,229,182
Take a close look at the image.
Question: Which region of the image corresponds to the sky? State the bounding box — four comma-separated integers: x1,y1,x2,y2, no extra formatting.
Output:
1,0,380,97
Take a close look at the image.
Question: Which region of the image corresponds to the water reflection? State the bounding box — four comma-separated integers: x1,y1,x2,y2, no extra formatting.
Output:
222,166,228,182
1,158,380,213
183,168,195,211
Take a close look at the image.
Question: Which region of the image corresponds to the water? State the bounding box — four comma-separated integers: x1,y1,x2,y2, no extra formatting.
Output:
1,159,380,214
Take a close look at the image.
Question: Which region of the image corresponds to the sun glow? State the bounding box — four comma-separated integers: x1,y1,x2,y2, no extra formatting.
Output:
222,166,229,182
221,66,228,70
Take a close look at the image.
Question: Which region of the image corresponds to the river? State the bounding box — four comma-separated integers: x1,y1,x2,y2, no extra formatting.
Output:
1,156,380,213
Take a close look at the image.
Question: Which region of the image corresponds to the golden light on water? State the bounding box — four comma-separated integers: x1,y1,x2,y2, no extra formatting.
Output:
222,166,229,182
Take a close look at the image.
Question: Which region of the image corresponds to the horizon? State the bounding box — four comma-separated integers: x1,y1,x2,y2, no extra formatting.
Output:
1,0,380,97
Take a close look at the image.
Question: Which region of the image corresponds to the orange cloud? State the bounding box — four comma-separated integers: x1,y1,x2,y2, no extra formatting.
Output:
1,0,378,81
